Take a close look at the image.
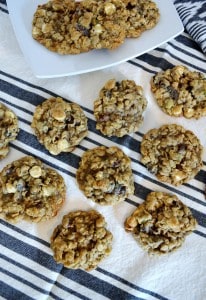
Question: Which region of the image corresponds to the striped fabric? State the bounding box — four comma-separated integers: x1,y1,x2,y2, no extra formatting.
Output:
174,0,206,53
1,1,206,300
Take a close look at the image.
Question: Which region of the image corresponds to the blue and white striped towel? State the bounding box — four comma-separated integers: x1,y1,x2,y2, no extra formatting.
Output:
0,1,206,300
174,0,206,53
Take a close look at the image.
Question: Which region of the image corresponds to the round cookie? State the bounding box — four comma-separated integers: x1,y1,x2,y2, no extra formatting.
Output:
140,124,203,186
0,103,19,160
31,97,88,155
76,146,134,205
123,0,160,38
32,0,127,54
0,156,66,223
125,191,197,254
94,79,147,137
71,0,127,50
151,65,206,119
32,0,82,54
51,210,113,271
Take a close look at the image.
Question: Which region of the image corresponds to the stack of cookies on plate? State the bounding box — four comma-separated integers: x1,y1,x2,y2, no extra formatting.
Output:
32,0,160,54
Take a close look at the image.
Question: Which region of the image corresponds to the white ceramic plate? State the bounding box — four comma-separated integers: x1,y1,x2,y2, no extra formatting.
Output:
7,0,183,78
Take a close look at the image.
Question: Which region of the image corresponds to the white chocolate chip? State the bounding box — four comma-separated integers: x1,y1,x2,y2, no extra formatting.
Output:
126,216,137,228
52,3,63,10
104,3,116,15
5,110,15,119
29,166,42,178
42,186,54,197
0,108,5,118
93,24,103,34
32,26,40,36
184,108,194,118
173,170,186,182
172,105,183,116
0,147,9,157
42,23,53,33
6,183,17,193
58,139,70,150
97,244,104,251
51,106,66,121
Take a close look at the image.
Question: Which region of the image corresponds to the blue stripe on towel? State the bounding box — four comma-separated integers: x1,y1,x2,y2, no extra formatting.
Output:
0,230,143,300
0,281,34,300
0,218,205,300
175,34,202,51
0,253,90,300
0,267,50,296
0,6,8,13
97,267,169,300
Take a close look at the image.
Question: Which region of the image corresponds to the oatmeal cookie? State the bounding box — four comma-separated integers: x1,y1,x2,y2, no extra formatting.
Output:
32,0,82,54
32,0,126,54
76,146,134,205
71,0,127,50
125,191,197,254
151,65,206,119
0,156,66,223
94,79,147,137
140,124,203,186
123,0,160,38
31,97,88,155
51,210,113,271
0,103,19,160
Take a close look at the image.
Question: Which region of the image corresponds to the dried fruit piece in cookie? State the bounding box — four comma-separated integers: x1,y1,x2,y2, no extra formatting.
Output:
0,156,66,223
140,124,203,186
123,0,160,38
32,0,126,54
31,97,88,155
76,146,134,205
125,191,197,254
151,65,206,119
0,103,19,160
51,210,113,271
94,79,147,137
